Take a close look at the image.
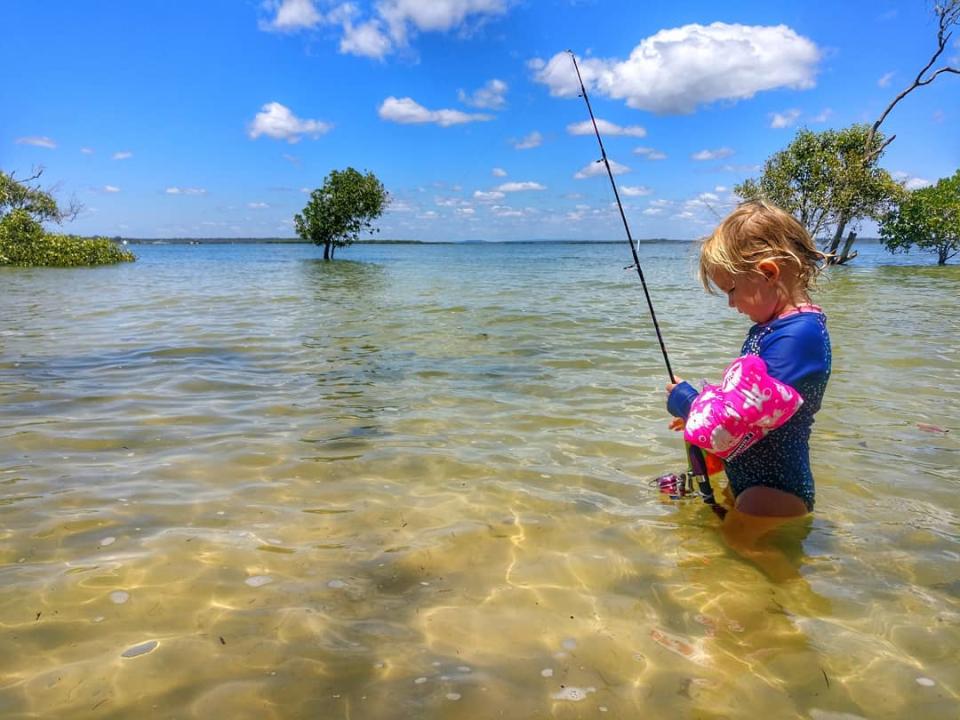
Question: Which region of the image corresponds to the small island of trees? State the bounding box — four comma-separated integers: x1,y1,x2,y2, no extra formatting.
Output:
0,169,135,267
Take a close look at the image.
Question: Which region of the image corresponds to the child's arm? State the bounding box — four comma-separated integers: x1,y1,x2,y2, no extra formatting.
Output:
666,381,700,419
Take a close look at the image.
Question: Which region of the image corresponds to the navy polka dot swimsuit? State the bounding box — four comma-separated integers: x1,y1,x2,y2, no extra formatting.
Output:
668,310,831,510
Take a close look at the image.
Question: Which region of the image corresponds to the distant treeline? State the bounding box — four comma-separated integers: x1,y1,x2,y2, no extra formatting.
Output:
113,237,426,245
108,237,885,246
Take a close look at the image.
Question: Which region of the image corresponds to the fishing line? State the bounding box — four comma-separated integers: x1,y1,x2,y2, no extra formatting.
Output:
568,51,722,514
567,50,675,384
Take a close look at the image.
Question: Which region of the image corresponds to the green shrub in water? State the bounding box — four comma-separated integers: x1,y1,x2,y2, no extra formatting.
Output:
0,210,135,267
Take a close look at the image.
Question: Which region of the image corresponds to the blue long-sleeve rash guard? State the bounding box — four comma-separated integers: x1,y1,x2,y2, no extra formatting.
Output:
667,311,832,510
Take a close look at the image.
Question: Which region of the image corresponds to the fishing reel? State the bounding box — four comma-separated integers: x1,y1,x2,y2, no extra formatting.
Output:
652,469,727,519
652,471,702,500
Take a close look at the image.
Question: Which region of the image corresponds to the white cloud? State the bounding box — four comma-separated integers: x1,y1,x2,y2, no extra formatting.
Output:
878,71,894,88
769,109,802,128
634,146,667,160
574,159,629,178
621,185,652,196
261,0,322,31
80,147,94,155
165,187,207,196
512,131,542,149
567,119,646,137
474,190,506,200
691,147,734,161
495,181,545,192
894,172,932,190
249,102,332,143
340,19,392,58
103,185,120,193
15,136,57,148
492,167,507,177
459,79,508,109
643,207,663,215
282,0,509,58
378,96,493,126
533,23,820,114
112,151,133,160
378,0,509,46
811,108,833,123
248,202,270,209
456,207,476,216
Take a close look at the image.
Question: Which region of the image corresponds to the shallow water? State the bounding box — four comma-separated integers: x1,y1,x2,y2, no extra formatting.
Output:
1,241,957,719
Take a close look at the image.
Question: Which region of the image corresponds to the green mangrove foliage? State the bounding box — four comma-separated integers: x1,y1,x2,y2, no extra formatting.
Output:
880,170,960,265
0,169,135,267
735,125,903,244
295,168,388,260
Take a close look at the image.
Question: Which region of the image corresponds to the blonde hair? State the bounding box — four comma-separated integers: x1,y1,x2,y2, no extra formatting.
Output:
699,200,827,294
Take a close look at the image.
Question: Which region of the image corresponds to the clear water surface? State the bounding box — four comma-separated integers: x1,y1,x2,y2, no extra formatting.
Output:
1,241,957,719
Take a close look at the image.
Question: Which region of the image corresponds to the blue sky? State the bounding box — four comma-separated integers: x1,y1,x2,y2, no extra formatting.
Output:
3,0,957,241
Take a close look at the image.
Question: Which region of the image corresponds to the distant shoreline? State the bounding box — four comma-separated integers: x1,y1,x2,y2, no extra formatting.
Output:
110,237,884,246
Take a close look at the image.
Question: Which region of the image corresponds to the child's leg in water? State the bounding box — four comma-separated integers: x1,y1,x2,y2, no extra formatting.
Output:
719,487,809,582
719,508,806,582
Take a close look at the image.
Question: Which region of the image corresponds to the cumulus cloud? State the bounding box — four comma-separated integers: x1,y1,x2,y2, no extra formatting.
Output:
691,147,734,161
16,136,57,149
112,151,133,160
165,187,207,195
249,102,332,142
459,79,508,109
621,185,652,196
495,181,545,192
574,159,629,178
533,23,820,114
567,119,646,137
378,0,509,46
103,185,121,193
260,0,322,31
492,167,507,177
634,146,667,160
378,96,492,126
894,171,932,190
340,18,392,58
265,0,509,59
769,109,801,128
811,108,833,123
512,131,542,149
474,190,506,201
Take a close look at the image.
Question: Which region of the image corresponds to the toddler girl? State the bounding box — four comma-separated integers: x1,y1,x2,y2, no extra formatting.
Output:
666,201,831,517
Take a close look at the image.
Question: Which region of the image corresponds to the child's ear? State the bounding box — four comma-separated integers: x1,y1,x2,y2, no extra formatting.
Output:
757,260,781,282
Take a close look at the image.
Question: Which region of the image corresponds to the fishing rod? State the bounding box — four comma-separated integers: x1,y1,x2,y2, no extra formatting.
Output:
567,50,722,512
567,50,675,384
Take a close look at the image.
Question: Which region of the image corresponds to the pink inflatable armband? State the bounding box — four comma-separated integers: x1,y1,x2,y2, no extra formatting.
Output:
683,355,803,460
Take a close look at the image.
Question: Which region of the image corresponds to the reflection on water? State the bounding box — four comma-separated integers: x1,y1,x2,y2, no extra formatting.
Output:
0,242,958,718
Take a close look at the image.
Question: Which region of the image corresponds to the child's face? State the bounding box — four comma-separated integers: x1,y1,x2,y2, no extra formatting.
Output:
711,267,784,324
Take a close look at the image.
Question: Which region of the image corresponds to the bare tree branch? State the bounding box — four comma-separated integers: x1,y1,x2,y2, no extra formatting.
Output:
867,1,960,148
